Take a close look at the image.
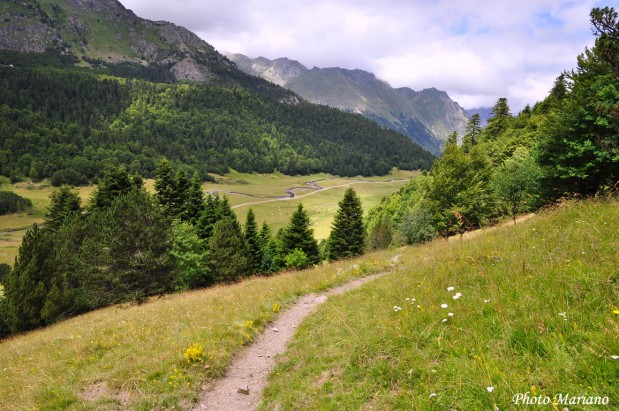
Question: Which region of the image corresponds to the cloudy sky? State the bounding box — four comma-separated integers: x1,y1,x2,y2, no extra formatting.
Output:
118,0,605,111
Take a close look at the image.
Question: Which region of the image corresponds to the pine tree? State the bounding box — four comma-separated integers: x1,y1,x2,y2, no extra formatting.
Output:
173,168,190,218
327,188,366,260
218,195,236,220
258,221,271,251
484,98,512,140
4,224,56,333
184,171,205,224
90,165,138,209
462,114,482,151
196,193,220,240
45,185,81,231
154,158,176,216
281,204,320,266
244,209,261,274
208,217,250,283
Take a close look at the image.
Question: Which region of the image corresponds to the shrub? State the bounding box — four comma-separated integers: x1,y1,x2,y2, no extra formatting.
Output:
397,207,437,245
0,191,32,215
285,248,309,270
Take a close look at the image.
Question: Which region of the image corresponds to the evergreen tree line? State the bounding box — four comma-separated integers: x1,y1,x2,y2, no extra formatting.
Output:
367,7,619,248
0,161,367,338
0,62,433,184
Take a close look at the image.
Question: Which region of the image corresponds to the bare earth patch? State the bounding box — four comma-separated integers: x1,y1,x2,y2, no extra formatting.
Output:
192,271,391,410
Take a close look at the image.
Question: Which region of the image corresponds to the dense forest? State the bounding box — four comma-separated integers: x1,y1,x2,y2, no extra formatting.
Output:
366,7,619,247
0,52,434,183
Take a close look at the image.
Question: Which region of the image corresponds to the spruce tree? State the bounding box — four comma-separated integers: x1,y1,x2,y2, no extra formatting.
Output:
173,168,190,218
484,98,512,140
4,224,56,333
90,165,138,209
244,209,261,274
327,188,366,260
208,217,250,283
184,171,205,224
462,114,482,151
45,185,81,231
196,193,220,240
281,204,320,266
154,158,176,215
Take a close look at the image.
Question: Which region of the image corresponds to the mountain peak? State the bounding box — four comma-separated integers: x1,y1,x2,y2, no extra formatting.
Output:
228,55,469,155
227,53,307,86
0,0,233,82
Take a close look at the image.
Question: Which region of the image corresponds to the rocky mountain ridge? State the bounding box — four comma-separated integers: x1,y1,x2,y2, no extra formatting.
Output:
0,0,233,82
229,53,471,154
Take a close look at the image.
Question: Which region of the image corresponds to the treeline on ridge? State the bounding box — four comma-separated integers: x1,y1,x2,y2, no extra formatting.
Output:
366,7,619,248
0,60,434,184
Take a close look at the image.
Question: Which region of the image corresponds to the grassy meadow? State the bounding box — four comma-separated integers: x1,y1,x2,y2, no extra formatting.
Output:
261,199,619,410
0,169,413,265
0,247,400,410
212,169,417,239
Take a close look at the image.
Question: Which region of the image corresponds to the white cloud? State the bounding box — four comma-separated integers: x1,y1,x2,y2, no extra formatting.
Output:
119,0,607,110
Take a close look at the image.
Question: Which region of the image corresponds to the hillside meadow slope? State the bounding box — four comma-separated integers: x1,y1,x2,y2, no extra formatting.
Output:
262,199,619,410
0,199,616,410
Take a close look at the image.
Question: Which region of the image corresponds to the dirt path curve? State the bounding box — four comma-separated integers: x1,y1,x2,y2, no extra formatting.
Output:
192,270,393,410
230,179,407,210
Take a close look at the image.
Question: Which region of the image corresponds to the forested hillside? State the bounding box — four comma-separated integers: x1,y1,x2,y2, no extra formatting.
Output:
0,63,433,183
367,7,619,247
0,0,434,183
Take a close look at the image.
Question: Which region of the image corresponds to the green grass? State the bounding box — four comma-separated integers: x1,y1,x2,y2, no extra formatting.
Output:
0,249,400,410
206,169,416,239
261,199,619,410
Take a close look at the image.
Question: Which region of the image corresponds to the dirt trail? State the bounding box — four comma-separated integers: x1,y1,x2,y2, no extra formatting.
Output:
230,179,407,210
191,271,392,410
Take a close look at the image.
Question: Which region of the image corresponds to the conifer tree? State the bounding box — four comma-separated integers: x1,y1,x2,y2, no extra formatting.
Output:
196,193,220,240
462,113,482,150
258,221,271,251
281,204,320,266
184,171,205,225
154,158,176,215
327,188,366,260
218,195,235,220
90,165,138,209
4,224,56,333
244,209,261,274
484,98,512,140
208,217,250,282
173,168,190,217
45,185,81,231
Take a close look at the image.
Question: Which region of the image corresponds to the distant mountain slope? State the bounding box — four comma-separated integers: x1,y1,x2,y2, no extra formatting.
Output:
0,1,435,181
465,107,493,126
228,53,470,155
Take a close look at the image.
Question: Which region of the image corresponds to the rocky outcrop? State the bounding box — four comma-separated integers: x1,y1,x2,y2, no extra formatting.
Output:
0,0,233,82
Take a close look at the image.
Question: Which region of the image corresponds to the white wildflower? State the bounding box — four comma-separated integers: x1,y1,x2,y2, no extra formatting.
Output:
611,355,619,360
453,292,462,300
448,312,454,317
441,303,448,308
447,286,455,291
429,393,437,398
487,386,495,393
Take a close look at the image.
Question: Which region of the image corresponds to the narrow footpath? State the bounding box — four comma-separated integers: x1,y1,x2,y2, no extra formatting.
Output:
192,270,393,410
